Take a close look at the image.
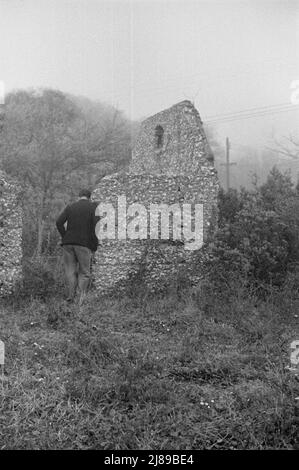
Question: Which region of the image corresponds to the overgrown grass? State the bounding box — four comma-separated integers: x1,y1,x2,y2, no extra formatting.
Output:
0,269,298,449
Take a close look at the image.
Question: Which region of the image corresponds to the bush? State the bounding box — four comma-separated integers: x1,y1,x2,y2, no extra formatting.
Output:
211,168,299,288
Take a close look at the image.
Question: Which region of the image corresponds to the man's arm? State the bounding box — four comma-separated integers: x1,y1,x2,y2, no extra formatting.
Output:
56,206,69,238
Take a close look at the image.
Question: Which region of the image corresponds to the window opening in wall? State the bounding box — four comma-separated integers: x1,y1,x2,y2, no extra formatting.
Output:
155,125,164,149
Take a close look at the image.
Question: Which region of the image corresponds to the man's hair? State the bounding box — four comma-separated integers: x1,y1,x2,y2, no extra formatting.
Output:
79,189,91,199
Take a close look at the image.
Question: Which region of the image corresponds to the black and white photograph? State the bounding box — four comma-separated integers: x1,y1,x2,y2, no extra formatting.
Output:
0,0,298,453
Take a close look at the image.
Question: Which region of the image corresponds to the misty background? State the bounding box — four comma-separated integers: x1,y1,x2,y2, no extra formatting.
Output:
0,0,299,188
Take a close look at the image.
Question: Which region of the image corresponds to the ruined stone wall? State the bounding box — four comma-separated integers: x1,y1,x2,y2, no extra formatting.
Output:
92,100,219,295
92,170,218,294
0,171,22,296
130,100,213,176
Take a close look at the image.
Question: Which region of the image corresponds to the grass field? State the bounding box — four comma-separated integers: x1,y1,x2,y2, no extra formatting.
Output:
0,278,298,450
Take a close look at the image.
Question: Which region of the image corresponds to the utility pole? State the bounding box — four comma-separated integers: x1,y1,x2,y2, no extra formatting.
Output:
221,137,236,191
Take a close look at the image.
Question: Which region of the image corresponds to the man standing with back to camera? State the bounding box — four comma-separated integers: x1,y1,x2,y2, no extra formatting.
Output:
56,189,99,304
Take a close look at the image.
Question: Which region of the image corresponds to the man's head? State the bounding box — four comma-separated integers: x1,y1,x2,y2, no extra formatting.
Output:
79,189,91,200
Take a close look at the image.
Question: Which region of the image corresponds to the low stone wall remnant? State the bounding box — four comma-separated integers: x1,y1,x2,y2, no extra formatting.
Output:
0,170,22,296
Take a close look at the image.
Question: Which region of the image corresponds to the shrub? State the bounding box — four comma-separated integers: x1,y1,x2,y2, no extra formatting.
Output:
210,168,299,288
18,255,64,299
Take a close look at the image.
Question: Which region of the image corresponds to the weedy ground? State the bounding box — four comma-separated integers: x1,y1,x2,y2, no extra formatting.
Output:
0,273,298,450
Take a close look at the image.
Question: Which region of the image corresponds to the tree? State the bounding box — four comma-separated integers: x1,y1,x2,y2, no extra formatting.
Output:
211,167,299,286
267,134,299,190
260,166,294,210
0,88,133,256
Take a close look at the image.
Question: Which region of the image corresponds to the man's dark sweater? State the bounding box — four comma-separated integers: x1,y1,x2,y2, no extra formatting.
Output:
56,199,99,252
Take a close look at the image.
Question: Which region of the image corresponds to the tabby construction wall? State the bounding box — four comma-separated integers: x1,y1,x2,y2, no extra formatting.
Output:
0,171,22,296
92,171,218,293
92,100,219,294
130,100,214,175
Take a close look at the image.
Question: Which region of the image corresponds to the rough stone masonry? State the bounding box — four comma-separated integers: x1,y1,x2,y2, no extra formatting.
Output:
92,100,219,294
0,170,22,296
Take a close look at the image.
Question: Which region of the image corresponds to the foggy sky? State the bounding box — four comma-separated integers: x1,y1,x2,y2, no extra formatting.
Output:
0,0,298,157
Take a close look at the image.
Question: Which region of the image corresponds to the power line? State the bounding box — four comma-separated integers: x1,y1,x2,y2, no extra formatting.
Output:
204,101,296,120
205,106,298,124
205,104,299,124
